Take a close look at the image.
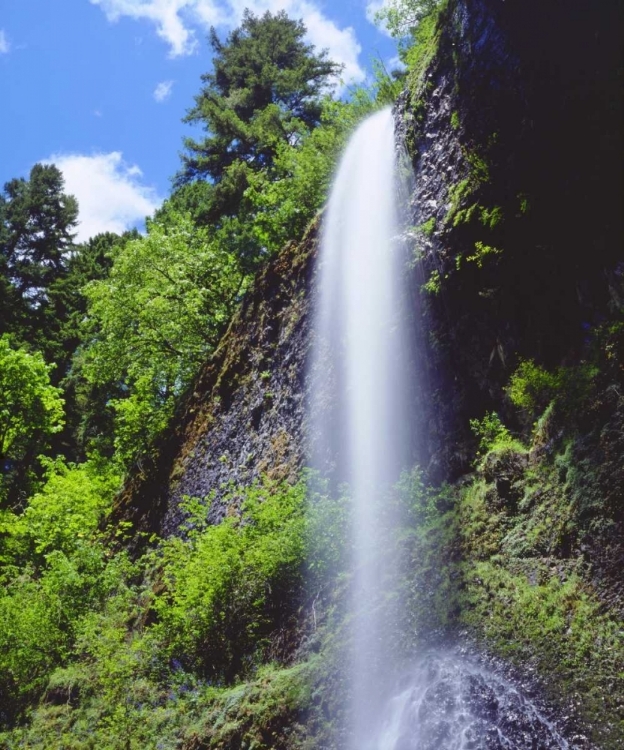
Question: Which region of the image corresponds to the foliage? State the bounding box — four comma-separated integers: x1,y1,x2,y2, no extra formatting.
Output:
376,0,442,40
418,216,436,237
153,476,345,679
0,474,350,746
16,457,120,559
0,415,126,722
445,178,472,226
0,336,65,503
506,359,598,425
469,411,523,459
393,470,461,642
456,241,503,270
178,10,341,225
402,7,444,93
81,213,245,466
0,164,78,355
422,268,442,295
460,560,624,743
479,205,503,230
506,360,560,417
243,93,379,255
0,542,135,724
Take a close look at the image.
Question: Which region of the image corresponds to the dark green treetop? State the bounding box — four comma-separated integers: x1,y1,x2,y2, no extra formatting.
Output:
0,164,78,313
0,164,79,366
177,10,342,219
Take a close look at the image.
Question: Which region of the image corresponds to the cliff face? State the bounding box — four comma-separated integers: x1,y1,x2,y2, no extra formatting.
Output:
112,221,317,539
400,0,623,478
113,2,624,742
118,0,623,543
394,2,624,744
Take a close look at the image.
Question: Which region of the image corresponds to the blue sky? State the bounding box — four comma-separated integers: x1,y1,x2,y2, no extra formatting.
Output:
1,0,397,241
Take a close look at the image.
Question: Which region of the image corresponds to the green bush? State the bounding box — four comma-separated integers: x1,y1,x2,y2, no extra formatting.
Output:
153,476,346,681
469,411,523,460
0,543,133,723
20,457,121,558
507,359,598,425
506,360,560,416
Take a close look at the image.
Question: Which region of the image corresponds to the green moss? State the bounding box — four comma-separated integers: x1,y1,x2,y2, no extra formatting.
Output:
445,178,472,226
517,192,531,215
453,394,624,746
422,268,443,295
406,13,443,102
459,560,624,747
450,110,460,130
479,205,503,229
464,148,490,184
418,217,436,237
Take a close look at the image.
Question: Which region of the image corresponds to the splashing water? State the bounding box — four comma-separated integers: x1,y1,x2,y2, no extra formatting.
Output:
311,108,571,749
312,106,410,748
374,652,571,750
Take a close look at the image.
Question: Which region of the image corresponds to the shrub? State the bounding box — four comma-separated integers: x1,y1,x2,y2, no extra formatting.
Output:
154,479,308,679
506,360,560,416
20,457,121,558
469,412,520,459
506,359,598,424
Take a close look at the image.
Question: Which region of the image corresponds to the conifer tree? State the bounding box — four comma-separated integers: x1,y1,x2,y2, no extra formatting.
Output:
177,10,341,222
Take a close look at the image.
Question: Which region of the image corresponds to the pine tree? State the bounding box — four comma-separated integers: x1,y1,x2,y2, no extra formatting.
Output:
0,164,78,359
177,10,341,222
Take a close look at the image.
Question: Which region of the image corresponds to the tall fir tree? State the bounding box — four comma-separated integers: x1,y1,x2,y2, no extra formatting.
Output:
177,10,342,224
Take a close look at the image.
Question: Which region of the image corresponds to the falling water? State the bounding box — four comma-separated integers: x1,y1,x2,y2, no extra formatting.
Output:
310,107,573,749
312,106,410,748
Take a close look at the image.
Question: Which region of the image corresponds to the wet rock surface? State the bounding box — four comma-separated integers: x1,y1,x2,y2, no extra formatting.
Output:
397,0,623,482
376,652,586,750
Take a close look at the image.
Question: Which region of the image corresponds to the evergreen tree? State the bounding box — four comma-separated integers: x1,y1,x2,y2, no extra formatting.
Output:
0,164,78,361
177,10,341,222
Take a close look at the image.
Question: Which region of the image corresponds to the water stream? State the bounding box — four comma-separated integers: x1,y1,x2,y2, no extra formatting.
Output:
313,106,408,748
311,108,573,749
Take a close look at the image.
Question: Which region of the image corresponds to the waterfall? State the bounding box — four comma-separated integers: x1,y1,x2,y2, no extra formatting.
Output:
309,106,572,750
311,106,410,748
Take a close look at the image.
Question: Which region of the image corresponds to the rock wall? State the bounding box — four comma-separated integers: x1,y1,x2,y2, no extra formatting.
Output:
111,220,318,539
115,0,623,541
399,0,623,480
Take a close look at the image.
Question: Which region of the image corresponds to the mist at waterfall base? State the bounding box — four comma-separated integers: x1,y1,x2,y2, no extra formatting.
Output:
308,108,573,750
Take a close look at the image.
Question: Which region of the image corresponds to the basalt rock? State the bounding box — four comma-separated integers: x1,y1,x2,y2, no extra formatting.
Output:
398,0,623,481
111,219,318,540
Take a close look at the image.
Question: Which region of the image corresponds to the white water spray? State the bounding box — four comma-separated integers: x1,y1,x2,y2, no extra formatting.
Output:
310,106,573,750
312,106,410,748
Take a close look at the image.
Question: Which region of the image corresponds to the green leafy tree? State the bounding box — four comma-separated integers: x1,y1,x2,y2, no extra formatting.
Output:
0,336,65,504
82,213,245,467
56,231,138,460
243,92,379,253
376,0,441,38
19,457,121,558
177,10,342,228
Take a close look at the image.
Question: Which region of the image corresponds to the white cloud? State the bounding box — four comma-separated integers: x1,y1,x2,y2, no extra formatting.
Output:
46,152,162,242
90,0,365,84
90,0,198,56
154,79,174,102
365,0,391,35
387,55,405,72
0,30,10,54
